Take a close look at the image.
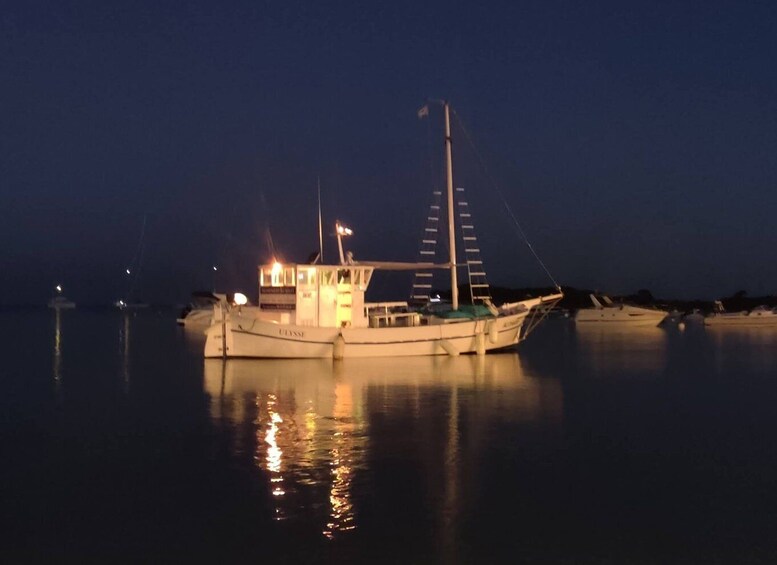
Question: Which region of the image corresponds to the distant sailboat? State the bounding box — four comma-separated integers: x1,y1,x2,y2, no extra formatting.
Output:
115,215,150,309
48,284,76,310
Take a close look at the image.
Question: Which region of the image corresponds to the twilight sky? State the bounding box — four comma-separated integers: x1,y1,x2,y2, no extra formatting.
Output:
3,0,777,305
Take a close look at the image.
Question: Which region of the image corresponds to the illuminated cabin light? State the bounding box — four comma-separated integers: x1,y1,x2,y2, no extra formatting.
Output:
336,223,353,236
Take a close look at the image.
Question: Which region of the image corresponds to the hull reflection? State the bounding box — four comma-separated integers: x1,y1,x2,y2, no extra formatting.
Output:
119,313,132,392
706,326,777,372
203,354,564,543
575,325,669,375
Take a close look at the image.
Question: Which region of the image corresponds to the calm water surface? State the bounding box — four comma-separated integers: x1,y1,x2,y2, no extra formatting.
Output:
3,309,777,563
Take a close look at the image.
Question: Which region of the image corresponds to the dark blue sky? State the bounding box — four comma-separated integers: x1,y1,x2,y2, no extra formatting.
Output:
3,0,777,305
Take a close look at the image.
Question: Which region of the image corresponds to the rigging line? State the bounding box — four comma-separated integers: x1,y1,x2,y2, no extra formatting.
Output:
451,109,561,291
128,214,147,270
135,213,147,274
258,191,277,260
127,213,148,300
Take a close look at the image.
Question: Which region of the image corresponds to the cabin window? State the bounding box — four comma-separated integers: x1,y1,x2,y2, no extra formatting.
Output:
298,267,316,286
259,264,296,287
320,270,335,286
260,266,280,287
338,269,351,284
271,263,284,286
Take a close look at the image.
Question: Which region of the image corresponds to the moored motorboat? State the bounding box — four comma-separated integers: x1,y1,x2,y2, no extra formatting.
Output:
574,294,668,327
178,292,260,327
704,301,777,326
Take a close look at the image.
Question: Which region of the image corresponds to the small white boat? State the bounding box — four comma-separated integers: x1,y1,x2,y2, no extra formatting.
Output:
683,309,705,325
661,309,684,326
178,306,216,327
204,101,563,359
178,292,259,327
114,300,149,310
704,301,777,326
574,294,668,327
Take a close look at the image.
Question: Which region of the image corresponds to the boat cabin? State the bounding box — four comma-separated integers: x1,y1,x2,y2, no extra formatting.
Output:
259,262,375,328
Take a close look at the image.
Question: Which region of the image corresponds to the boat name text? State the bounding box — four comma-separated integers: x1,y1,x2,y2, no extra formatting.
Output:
279,329,305,338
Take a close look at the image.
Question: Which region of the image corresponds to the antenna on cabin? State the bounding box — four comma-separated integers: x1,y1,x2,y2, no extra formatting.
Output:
317,176,324,264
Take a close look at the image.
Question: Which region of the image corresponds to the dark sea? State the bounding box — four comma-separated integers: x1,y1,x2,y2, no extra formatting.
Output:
3,308,777,564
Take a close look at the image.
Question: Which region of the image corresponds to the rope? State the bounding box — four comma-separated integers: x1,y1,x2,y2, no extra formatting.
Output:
452,109,561,291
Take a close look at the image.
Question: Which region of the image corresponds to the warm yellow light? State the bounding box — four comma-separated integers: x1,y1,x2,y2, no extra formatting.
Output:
336,223,353,236
271,261,282,276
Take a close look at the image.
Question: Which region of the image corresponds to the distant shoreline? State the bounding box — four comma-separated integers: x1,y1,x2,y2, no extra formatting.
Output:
4,285,775,315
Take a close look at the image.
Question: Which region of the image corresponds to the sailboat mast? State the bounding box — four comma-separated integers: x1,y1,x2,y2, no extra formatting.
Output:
444,102,459,311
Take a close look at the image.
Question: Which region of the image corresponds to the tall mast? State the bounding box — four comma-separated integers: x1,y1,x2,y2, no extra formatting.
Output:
444,101,458,311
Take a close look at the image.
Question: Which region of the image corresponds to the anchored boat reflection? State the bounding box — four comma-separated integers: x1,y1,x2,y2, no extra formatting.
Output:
204,353,563,542
53,308,62,386
575,325,670,376
706,326,777,373
119,313,132,391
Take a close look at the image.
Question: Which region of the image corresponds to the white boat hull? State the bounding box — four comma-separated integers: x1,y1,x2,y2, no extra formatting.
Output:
205,310,529,359
177,308,214,327
574,308,667,327
704,315,777,327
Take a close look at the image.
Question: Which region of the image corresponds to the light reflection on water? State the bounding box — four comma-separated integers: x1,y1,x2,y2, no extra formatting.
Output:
705,325,777,374
205,359,370,537
574,324,670,376
203,354,564,543
15,312,777,561
52,309,62,386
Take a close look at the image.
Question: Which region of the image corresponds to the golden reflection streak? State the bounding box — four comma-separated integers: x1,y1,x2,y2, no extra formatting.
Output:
323,381,360,539
202,355,563,543
119,313,130,392
575,324,669,375
441,381,459,560
265,395,283,474
53,308,62,384
259,394,286,518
